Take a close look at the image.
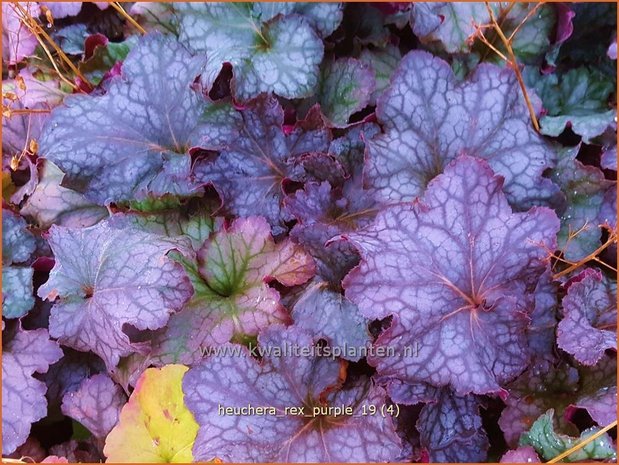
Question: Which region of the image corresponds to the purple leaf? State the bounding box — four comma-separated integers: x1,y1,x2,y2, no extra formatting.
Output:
600,145,617,171
286,181,377,284
2,2,40,64
329,122,380,182
183,325,402,462
40,2,83,18
498,361,579,447
570,386,617,428
40,2,108,19
284,124,380,284
343,155,559,395
292,3,344,38
557,268,617,366
5,69,66,109
38,221,193,369
61,374,126,438
416,389,489,462
367,51,560,210
285,124,379,280
48,439,102,463
43,349,105,410
3,208,36,265
569,355,617,426
599,186,617,242
291,281,370,361
195,95,331,235
2,74,60,173
2,325,63,454
39,34,212,204
527,270,559,363
500,446,541,463
554,4,575,44
150,216,315,365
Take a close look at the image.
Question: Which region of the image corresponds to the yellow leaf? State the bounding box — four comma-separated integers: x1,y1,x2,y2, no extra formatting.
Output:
103,365,198,463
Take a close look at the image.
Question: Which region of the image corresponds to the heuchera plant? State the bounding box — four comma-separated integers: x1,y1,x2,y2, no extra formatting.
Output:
1,2,617,463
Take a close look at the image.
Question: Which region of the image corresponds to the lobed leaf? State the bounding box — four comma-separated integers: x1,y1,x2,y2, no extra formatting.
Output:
291,281,370,361
519,409,616,462
557,268,617,366
303,58,375,127
38,221,193,369
183,325,402,462
367,51,560,210
2,326,63,454
195,95,331,235
417,389,488,462
343,156,559,395
40,34,212,204
61,374,126,438
175,3,329,101
150,216,314,365
550,146,615,261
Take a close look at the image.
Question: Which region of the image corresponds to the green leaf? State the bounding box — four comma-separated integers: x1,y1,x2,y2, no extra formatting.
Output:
527,67,615,142
303,57,375,127
507,3,556,65
550,146,614,261
358,44,401,105
2,267,34,319
176,3,325,101
150,216,315,365
519,409,616,462
79,37,138,85
410,2,555,63
103,365,198,463
410,3,490,54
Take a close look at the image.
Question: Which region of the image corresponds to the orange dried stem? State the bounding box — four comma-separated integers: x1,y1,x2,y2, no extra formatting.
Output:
507,2,544,43
11,1,92,91
109,2,146,35
481,2,540,133
553,229,617,279
476,26,508,62
29,24,79,91
5,108,51,115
